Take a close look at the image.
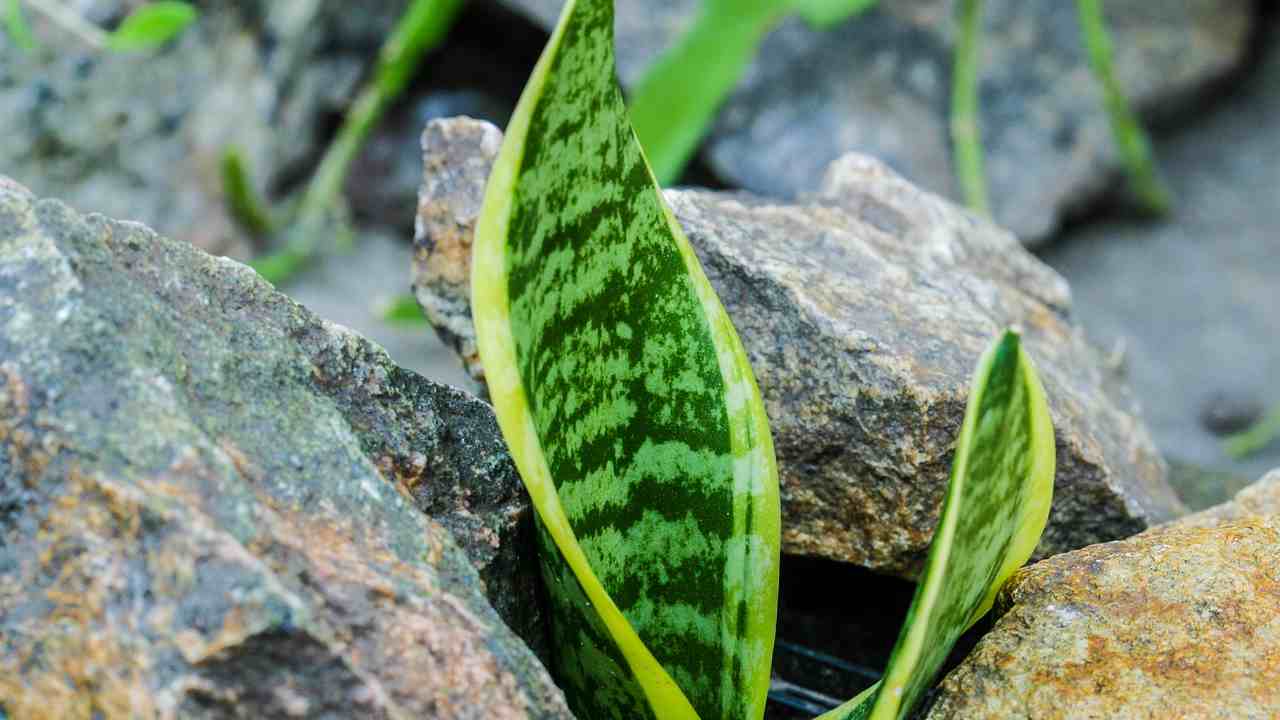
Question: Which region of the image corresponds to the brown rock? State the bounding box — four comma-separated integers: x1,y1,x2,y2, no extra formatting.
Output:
0,178,569,718
413,117,1183,577
413,118,504,392
926,470,1280,719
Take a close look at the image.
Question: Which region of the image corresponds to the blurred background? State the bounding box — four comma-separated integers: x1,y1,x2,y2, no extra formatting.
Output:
4,2,1278,715
2,0,1276,549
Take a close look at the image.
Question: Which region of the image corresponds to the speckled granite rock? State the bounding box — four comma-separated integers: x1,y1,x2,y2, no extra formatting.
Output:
413,118,503,395
926,469,1280,719
413,117,1183,577
0,0,410,255
0,178,567,717
497,0,1251,243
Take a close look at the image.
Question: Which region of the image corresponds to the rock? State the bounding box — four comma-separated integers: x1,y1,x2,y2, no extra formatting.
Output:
1198,388,1265,436
0,178,568,716
1175,469,1280,529
413,116,1183,577
0,0,411,256
1042,16,1280,491
413,118,505,394
925,470,1280,719
497,0,1251,242
283,230,473,388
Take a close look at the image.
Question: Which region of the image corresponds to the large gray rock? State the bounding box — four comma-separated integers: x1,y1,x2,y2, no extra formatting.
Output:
498,0,1251,243
283,229,473,387
926,469,1280,719
0,177,568,717
0,0,410,255
1042,16,1280,494
413,116,1184,577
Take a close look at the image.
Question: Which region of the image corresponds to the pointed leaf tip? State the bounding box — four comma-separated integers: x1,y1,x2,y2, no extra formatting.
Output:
828,329,1055,720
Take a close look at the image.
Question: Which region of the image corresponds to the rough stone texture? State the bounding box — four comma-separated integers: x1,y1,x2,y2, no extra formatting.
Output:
498,0,1252,243
0,178,568,717
285,230,472,389
1042,15,1280,492
413,118,504,395
413,116,1183,577
925,470,1280,719
0,0,410,256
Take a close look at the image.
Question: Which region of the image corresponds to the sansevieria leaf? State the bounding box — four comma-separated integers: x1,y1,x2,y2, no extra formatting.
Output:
471,0,780,718
820,330,1056,720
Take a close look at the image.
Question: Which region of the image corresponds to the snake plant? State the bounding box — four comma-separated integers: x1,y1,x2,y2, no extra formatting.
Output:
472,1,1057,718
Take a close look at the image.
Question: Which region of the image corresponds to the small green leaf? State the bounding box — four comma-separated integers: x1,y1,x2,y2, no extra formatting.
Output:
472,0,780,718
248,247,306,285
220,147,275,238
286,0,464,275
378,294,428,326
106,1,196,52
4,0,37,51
790,0,879,28
1224,403,1280,459
822,330,1057,720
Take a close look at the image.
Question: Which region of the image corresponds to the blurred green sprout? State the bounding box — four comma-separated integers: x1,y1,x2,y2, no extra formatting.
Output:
4,0,196,53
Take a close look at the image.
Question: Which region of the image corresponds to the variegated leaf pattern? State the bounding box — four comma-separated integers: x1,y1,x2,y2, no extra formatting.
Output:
470,0,780,718
820,330,1056,720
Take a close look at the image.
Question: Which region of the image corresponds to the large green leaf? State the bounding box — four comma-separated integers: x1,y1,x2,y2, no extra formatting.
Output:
820,330,1056,720
471,0,780,718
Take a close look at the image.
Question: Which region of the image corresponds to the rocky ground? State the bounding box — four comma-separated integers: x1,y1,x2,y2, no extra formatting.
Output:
1042,12,1280,502
3,0,1279,717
